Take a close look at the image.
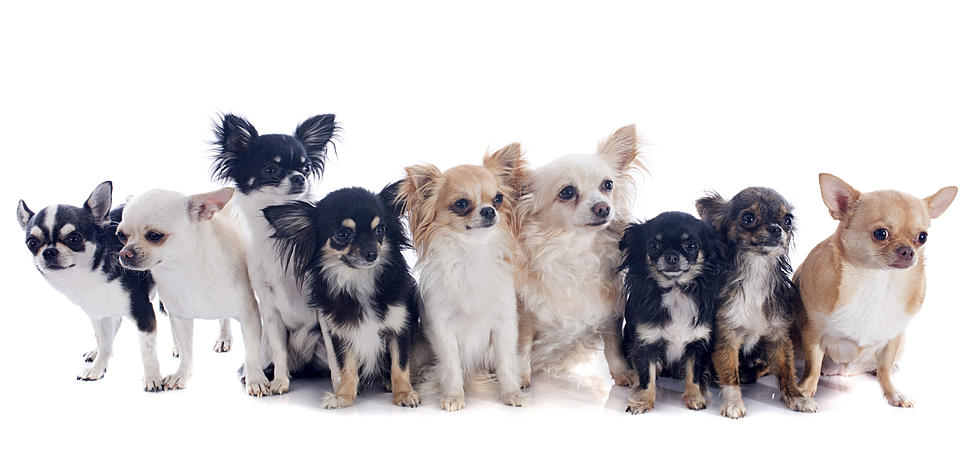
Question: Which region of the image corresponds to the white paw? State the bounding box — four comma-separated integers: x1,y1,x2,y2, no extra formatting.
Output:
785,395,819,413
501,391,529,408
626,397,654,415
143,373,165,392
682,391,707,411
269,377,290,395
245,375,271,397
82,350,97,363
212,337,232,353
720,398,747,419
77,366,105,381
440,394,466,412
163,372,189,390
886,392,915,408
394,390,421,408
322,392,353,409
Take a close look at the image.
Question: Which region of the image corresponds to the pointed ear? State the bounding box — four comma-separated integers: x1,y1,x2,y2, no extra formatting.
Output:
295,114,338,156
484,143,526,196
16,200,34,230
188,188,234,221
924,186,957,219
262,201,317,277
401,164,443,203
213,113,257,154
619,222,645,271
695,192,729,232
597,124,639,173
818,173,861,220
84,181,113,223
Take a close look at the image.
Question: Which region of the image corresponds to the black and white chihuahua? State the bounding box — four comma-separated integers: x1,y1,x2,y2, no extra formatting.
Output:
17,182,163,391
620,211,723,414
263,185,420,409
211,113,338,394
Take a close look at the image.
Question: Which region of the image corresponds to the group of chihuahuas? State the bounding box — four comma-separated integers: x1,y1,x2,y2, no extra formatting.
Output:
16,113,957,418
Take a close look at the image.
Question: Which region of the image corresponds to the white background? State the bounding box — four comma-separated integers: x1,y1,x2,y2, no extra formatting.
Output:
2,1,977,456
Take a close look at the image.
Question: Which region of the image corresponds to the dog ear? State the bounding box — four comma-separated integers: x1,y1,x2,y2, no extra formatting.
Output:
400,164,442,203
695,192,729,232
619,221,646,271
700,222,726,261
16,200,34,231
597,124,640,173
262,201,317,277
484,143,526,199
818,173,861,220
188,188,234,221
924,186,957,219
83,181,113,223
295,114,338,177
211,114,258,181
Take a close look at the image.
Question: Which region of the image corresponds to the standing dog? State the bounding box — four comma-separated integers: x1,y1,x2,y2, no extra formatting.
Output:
116,187,270,396
211,113,338,394
263,185,420,409
619,212,723,414
398,144,528,411
516,125,641,388
794,174,956,407
17,182,163,390
697,187,817,418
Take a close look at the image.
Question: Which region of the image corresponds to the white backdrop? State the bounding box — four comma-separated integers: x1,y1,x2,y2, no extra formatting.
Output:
2,1,976,456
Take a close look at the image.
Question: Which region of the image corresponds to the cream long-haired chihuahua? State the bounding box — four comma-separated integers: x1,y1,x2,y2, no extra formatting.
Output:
516,125,642,388
397,143,528,411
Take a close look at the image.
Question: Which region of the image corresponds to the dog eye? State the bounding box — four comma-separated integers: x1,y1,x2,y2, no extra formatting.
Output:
375,224,386,241
145,231,163,243
647,240,661,251
264,165,281,177
783,215,794,227
66,232,83,246
301,164,312,175
558,186,576,201
741,212,756,227
685,241,699,253
334,228,352,245
917,232,928,244
116,232,128,244
600,180,613,192
873,228,889,241
492,193,504,207
26,237,40,251
453,199,470,210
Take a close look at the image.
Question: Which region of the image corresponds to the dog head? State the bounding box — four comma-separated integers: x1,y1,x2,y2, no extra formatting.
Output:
697,187,795,256
263,185,409,279
211,113,337,201
396,143,525,253
115,188,235,270
621,211,724,288
17,181,113,274
519,125,641,232
818,173,956,270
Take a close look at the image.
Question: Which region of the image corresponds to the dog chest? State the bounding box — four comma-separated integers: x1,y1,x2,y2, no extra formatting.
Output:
44,268,132,319
635,288,710,363
721,254,784,351
823,268,916,349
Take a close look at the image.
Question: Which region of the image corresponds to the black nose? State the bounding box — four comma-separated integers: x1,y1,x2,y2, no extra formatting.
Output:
290,175,305,185
664,252,680,265
592,202,610,218
42,247,58,261
896,246,914,262
480,207,496,220
362,249,378,262
767,224,782,237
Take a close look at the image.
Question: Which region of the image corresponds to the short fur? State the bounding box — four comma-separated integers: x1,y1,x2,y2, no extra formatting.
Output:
620,212,724,414
264,185,420,409
116,187,271,396
794,173,957,407
397,143,529,411
696,187,817,418
211,113,338,394
515,125,642,388
17,182,163,390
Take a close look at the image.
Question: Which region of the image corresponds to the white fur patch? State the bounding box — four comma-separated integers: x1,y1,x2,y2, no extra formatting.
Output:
59,223,76,238
634,288,710,363
721,253,778,352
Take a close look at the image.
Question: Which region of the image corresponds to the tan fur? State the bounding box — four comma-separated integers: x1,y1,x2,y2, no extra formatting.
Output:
795,173,956,406
682,357,707,410
389,338,419,407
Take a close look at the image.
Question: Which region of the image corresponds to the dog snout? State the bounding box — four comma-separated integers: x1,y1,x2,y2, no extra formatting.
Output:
767,224,782,237
290,174,305,186
480,206,496,221
362,248,378,262
42,247,59,261
120,246,137,261
896,246,915,263
664,251,680,266
592,202,610,218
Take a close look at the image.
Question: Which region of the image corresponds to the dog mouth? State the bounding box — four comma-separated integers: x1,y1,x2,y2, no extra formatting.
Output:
889,261,915,269
659,269,687,279
44,263,75,271
466,221,496,230
585,219,609,227
341,256,378,269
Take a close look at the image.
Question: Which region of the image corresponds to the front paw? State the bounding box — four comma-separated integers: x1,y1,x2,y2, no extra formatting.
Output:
626,397,654,415
682,391,707,410
440,394,466,412
77,366,106,381
394,390,421,408
784,395,819,413
501,391,529,408
245,375,271,397
270,377,290,395
163,372,190,390
720,398,747,419
322,392,354,409
82,350,97,363
213,337,232,353
143,373,165,392
886,392,915,408
611,369,637,387
799,379,818,398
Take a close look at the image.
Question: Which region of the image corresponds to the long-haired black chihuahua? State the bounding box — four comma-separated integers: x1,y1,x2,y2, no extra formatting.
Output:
620,212,724,414
262,184,420,409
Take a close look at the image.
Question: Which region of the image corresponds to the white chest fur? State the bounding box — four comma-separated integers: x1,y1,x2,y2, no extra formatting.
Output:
43,266,131,319
822,267,916,351
635,287,710,363
721,254,782,352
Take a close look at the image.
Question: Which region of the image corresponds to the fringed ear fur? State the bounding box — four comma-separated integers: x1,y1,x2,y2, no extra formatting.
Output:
262,201,317,279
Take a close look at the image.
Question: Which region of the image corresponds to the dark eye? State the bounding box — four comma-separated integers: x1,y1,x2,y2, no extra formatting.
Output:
453,199,470,211
334,228,352,245
66,232,83,246
117,232,128,244
558,186,576,201
145,231,163,243
264,165,281,177
301,164,312,175
873,228,889,241
26,237,40,251
600,180,613,192
375,224,386,241
492,193,504,207
685,241,699,253
647,240,662,251
917,232,928,244
741,212,756,227
784,215,794,227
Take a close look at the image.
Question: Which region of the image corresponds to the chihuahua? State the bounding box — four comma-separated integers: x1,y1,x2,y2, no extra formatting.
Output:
17,182,163,390
619,212,724,414
697,187,817,418
516,125,641,388
211,113,338,394
263,185,420,409
794,174,956,407
116,188,270,396
397,143,528,411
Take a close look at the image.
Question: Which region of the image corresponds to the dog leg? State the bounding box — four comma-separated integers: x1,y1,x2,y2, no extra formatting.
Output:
389,337,419,408
169,319,180,358
798,321,824,397
601,317,633,387
318,315,342,392
682,357,707,410
164,317,193,390
429,323,466,411
517,306,535,390
878,333,913,408
240,307,271,397
259,304,291,395
713,334,746,419
493,320,529,407
626,362,656,415
771,334,818,413
78,317,117,381
323,348,358,409
213,319,233,353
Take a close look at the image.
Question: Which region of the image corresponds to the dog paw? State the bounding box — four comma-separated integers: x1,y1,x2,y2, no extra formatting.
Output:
682,391,707,411
394,390,421,408
322,392,354,409
785,395,819,413
720,399,747,419
440,394,465,412
212,337,232,353
799,380,818,398
163,372,189,391
501,391,529,408
886,392,915,408
245,375,271,397
77,366,106,381
626,397,654,415
520,373,532,390
270,377,290,395
611,370,636,387
82,350,97,363
143,373,164,392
